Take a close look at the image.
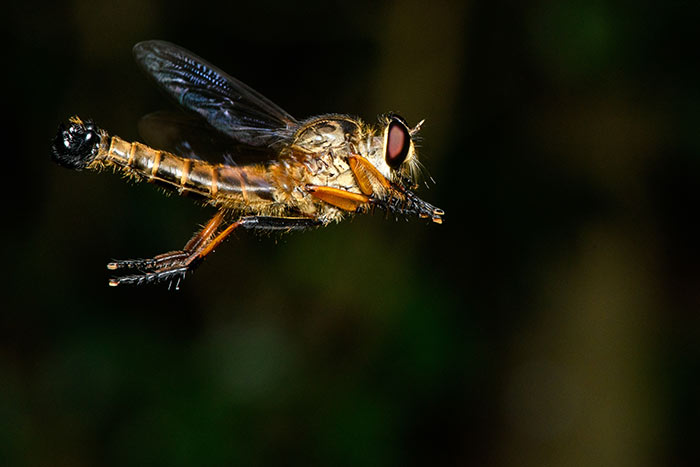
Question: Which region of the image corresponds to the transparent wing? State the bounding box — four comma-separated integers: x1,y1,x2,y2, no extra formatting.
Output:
133,40,298,147
138,111,279,164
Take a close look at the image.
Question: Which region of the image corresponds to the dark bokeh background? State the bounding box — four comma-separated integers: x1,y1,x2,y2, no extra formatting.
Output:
3,1,699,465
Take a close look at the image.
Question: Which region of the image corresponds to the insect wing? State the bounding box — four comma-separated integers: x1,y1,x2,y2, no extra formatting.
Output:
138,111,279,164
133,40,297,147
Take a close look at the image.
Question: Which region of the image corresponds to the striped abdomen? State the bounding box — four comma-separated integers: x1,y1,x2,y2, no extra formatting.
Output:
93,135,278,209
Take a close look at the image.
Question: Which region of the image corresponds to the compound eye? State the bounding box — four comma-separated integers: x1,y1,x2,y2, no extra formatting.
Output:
385,118,410,169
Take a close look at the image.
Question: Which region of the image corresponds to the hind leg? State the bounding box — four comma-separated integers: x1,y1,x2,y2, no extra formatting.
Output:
107,214,320,288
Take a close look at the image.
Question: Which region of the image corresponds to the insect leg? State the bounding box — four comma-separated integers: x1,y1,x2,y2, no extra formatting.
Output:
347,154,391,195
184,216,322,263
306,185,370,212
106,210,225,272
109,219,238,287
108,216,321,287
236,216,323,231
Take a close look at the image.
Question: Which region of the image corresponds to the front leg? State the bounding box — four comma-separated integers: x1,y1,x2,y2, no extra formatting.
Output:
305,185,371,212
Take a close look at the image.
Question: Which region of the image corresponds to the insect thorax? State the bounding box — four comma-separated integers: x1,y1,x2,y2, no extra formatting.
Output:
292,115,363,153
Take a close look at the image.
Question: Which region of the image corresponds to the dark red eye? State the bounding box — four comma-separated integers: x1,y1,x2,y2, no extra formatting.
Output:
385,118,410,168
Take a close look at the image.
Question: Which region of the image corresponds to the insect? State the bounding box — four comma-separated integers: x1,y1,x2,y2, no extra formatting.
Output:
51,41,444,287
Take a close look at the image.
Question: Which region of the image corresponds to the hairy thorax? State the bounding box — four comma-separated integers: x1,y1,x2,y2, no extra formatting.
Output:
270,115,371,223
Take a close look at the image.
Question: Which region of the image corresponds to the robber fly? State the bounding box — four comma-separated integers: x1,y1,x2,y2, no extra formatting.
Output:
51,41,444,287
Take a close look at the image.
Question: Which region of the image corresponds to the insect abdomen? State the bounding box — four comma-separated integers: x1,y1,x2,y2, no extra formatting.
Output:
102,136,277,205
101,136,206,198
53,117,281,208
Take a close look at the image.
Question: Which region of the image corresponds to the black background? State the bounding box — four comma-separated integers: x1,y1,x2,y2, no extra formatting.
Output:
3,1,699,465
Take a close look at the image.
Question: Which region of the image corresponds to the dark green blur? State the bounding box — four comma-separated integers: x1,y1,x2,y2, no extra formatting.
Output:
3,1,699,465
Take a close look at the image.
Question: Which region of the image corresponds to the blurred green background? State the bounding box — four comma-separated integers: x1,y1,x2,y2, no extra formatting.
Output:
3,0,699,465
